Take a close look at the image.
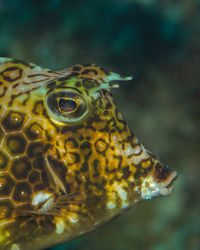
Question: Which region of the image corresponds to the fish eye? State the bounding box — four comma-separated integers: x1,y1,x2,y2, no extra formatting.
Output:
57,98,78,113
45,90,88,124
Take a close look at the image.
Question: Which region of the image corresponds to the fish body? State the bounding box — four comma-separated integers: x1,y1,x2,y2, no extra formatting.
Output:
0,58,177,250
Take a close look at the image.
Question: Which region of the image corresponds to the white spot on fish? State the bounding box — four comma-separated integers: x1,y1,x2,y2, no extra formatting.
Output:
134,186,139,192
106,201,116,209
121,202,129,209
113,182,129,208
141,175,162,200
132,145,142,155
11,244,20,250
112,135,118,144
56,219,65,234
68,214,79,224
32,191,52,206
141,175,174,200
131,146,149,165
114,182,127,201
126,144,135,155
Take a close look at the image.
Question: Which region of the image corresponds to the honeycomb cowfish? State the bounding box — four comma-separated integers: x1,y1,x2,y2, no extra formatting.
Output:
0,58,177,250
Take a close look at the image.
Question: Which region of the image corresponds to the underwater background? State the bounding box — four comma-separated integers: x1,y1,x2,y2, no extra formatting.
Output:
0,0,199,249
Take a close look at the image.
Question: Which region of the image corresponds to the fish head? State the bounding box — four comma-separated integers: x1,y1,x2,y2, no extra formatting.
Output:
4,62,177,209
39,70,177,208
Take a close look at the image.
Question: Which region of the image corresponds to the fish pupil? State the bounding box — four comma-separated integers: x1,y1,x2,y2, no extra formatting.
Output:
58,99,77,112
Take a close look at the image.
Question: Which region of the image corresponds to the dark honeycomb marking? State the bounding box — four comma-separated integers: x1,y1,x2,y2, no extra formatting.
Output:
64,138,79,150
72,66,81,71
41,169,49,184
105,102,112,109
25,122,43,140
80,141,91,150
95,138,109,155
80,161,89,172
75,81,82,87
6,134,26,155
122,166,131,179
81,69,98,75
98,118,116,132
92,159,100,178
2,111,25,131
13,182,32,202
113,155,123,169
82,79,99,89
0,200,14,220
67,152,80,166
93,180,106,193
12,83,19,89
28,170,40,184
84,181,93,195
74,170,82,185
11,157,31,179
32,101,45,115
82,63,92,67
45,130,53,141
0,66,23,82
79,135,84,141
0,174,14,196
33,156,45,171
115,110,127,131
33,183,45,192
67,72,79,78
0,86,7,97
27,142,50,158
0,151,9,170
8,92,29,107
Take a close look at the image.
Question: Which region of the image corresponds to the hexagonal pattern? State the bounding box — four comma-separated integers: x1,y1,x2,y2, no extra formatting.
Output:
2,111,25,132
0,200,14,221
27,142,46,158
28,170,40,184
13,182,32,202
5,134,27,156
0,174,14,196
0,150,9,170
24,121,44,140
11,157,31,180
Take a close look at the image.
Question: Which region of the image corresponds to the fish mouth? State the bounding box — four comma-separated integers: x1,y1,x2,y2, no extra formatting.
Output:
158,170,178,196
141,169,178,200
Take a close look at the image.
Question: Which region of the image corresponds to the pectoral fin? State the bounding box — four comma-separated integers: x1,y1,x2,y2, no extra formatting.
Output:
18,192,85,217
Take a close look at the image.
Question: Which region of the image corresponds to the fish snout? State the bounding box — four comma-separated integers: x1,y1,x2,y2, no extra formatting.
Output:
141,161,178,200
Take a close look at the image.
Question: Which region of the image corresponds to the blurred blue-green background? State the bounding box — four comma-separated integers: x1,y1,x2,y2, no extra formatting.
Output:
0,0,199,249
